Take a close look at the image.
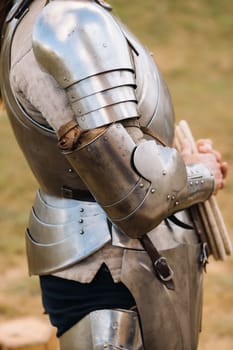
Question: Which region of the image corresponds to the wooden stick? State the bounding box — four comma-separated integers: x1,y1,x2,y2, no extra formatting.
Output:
208,191,232,255
175,125,220,259
178,122,226,259
175,120,232,260
179,120,231,257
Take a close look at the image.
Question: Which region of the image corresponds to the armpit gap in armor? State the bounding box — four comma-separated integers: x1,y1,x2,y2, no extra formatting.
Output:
64,123,214,238
32,1,139,129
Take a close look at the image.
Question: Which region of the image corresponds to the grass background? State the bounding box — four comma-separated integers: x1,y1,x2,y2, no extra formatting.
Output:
0,0,233,348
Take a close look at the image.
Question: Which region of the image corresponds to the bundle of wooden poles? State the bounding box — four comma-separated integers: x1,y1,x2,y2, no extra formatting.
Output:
175,120,232,261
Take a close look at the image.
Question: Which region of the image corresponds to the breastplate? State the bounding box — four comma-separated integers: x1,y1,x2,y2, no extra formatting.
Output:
0,10,88,197
0,2,175,197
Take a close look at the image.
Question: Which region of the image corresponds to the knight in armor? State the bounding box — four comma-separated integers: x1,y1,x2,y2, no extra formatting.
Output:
0,1,228,349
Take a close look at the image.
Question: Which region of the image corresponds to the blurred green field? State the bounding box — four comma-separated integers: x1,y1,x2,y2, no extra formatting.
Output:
0,0,233,349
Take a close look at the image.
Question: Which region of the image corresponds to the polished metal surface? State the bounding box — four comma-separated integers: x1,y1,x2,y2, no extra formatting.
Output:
0,0,89,197
66,123,214,238
60,309,144,350
33,1,134,88
66,123,142,206
26,190,111,275
2,2,206,348
71,85,137,118
75,101,139,129
33,1,139,128
66,70,136,102
120,23,175,146
121,243,203,350
112,209,199,251
33,1,175,139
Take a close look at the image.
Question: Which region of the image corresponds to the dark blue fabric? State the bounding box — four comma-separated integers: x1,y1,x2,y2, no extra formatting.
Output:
39,264,135,337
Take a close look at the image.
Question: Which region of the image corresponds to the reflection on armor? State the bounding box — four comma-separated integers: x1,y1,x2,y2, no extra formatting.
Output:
33,1,214,238
66,123,214,238
59,309,144,350
26,190,111,275
121,242,203,350
33,1,139,129
0,0,214,349
1,0,87,197
121,23,175,146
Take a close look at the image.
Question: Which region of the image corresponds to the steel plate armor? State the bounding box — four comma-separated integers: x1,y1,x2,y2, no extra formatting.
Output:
59,309,144,350
0,1,216,349
32,0,214,238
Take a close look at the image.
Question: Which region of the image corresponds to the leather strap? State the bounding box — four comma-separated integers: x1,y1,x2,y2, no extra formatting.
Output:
57,120,85,151
61,186,95,202
167,214,194,230
57,120,79,140
140,235,175,291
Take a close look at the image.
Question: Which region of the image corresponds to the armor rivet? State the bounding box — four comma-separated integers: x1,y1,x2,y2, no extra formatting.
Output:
201,180,204,184
112,322,118,330
104,136,108,141
68,168,73,173
140,183,144,188
151,188,155,193
195,181,199,185
175,201,179,206
79,219,84,223
78,110,82,114
162,170,167,175
103,344,108,349
80,229,84,235
190,181,193,186
80,208,84,212
167,195,171,200
171,195,175,200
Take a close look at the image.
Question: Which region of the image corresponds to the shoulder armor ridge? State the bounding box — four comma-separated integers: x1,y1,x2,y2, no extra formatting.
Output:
32,1,134,88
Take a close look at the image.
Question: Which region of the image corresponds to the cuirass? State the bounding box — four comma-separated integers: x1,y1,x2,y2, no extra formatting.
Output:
0,0,175,197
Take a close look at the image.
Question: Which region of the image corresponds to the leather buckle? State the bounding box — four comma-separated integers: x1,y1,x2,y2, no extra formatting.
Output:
154,257,174,282
199,242,209,272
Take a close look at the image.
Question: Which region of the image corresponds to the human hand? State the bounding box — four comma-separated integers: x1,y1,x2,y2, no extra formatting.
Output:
180,138,228,194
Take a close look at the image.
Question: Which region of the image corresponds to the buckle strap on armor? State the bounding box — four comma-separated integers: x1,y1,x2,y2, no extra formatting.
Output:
57,120,85,151
139,235,175,290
